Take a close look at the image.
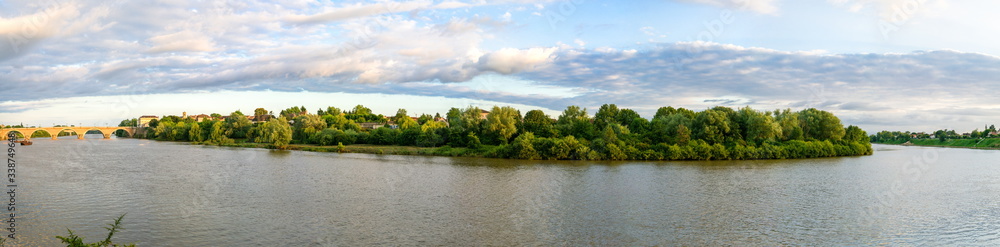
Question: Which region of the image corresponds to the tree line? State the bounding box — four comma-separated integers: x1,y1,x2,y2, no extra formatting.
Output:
870,124,999,144
120,104,872,160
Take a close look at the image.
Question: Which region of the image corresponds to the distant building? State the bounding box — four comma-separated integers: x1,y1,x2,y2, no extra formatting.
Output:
190,114,212,122
479,109,490,119
138,115,159,127
359,122,384,130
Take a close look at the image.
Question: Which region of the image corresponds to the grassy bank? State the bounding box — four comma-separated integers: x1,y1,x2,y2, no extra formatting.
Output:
186,137,872,161
876,138,1000,149
199,139,496,158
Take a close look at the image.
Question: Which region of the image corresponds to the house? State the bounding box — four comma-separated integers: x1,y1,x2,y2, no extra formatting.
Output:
359,122,384,130
190,114,211,122
138,115,159,127
479,109,490,119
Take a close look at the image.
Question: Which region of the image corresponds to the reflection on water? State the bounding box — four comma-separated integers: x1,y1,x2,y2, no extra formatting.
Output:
11,139,1000,245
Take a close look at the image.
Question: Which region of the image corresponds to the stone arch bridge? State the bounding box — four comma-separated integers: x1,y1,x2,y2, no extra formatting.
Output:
1,127,137,140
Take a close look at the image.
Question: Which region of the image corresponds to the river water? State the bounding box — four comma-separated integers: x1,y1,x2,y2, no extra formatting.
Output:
8,135,1000,246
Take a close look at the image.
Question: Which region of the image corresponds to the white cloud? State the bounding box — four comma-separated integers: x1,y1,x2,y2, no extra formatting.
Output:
477,47,556,74
676,0,780,14
0,2,86,61
284,1,434,24
827,0,948,20
146,30,216,53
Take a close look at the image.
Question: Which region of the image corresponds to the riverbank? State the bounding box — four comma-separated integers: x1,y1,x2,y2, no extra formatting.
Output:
188,138,872,161
875,138,1000,150
200,140,489,158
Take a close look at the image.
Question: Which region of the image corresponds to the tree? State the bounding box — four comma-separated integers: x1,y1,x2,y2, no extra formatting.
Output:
209,121,232,144
676,124,692,145
417,114,434,125
189,122,203,142
508,132,540,159
522,110,557,138
774,109,803,141
654,106,677,119
318,106,342,116
616,109,641,127
693,109,731,145
225,111,252,139
393,109,409,123
843,125,868,143
736,106,781,144
798,108,845,141
557,105,594,140
484,106,520,144
256,117,293,149
254,108,270,122
594,104,620,130
293,114,326,143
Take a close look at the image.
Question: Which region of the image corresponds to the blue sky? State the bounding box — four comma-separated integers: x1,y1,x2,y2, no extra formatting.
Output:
1,0,999,133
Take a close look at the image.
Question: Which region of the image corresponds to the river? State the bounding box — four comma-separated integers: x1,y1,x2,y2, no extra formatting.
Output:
9,135,1000,246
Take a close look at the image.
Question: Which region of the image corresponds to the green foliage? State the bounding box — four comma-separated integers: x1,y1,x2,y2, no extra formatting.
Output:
255,117,293,149
55,213,135,247
125,104,871,161
224,111,252,139
292,114,326,143
507,132,540,160
521,110,557,138
188,122,203,142
484,106,519,144
254,108,270,122
798,108,846,141
209,121,233,144
556,105,594,140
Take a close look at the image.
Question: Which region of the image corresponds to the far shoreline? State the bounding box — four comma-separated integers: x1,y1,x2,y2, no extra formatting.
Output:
873,141,1000,151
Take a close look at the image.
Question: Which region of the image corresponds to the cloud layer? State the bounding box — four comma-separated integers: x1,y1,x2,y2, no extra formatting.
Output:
1,0,998,132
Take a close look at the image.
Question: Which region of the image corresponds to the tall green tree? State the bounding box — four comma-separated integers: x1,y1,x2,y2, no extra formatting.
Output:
798,108,845,141
189,122,203,142
556,105,594,140
225,111,253,139
594,104,620,130
256,117,293,149
521,110,557,138
736,106,781,144
484,106,520,144
293,114,326,143
254,108,270,122
209,121,232,144
693,109,731,145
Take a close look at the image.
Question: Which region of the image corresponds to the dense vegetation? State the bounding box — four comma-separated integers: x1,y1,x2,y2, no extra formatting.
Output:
870,124,1000,148
121,104,872,160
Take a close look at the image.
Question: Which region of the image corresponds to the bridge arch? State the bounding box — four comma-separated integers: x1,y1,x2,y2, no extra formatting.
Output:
1,129,32,140
52,128,85,139
2,127,137,140
28,129,53,139
82,127,134,138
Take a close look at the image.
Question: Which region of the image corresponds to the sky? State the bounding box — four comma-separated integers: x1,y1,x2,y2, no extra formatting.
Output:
1,0,999,133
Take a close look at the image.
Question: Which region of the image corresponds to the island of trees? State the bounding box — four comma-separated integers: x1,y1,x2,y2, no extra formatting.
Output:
870,124,1000,149
118,104,872,160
